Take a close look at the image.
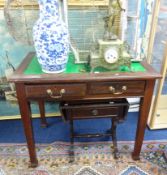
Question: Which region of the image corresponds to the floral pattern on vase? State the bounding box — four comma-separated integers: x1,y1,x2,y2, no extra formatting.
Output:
33,0,69,73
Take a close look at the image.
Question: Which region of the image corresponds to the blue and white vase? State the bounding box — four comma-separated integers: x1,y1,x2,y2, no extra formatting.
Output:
33,0,69,73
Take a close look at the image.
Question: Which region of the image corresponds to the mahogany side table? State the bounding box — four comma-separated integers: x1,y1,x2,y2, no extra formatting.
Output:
9,52,161,167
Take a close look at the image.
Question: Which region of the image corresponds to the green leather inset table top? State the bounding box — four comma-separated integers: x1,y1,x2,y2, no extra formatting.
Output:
24,54,146,75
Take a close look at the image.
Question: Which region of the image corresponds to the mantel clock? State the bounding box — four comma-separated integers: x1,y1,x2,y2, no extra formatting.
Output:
89,0,131,71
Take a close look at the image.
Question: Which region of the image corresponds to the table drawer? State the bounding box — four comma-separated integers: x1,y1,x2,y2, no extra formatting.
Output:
88,81,145,96
25,83,86,99
71,106,119,119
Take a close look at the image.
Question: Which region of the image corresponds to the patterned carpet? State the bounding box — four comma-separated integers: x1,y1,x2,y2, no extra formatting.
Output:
0,140,166,175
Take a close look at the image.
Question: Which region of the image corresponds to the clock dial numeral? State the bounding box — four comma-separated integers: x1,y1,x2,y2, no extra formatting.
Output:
104,47,118,64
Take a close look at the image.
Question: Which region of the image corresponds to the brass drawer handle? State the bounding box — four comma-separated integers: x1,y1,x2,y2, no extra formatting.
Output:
92,109,98,116
46,89,66,99
109,86,127,95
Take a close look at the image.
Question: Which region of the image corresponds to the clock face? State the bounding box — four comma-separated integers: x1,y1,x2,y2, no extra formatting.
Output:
104,47,118,64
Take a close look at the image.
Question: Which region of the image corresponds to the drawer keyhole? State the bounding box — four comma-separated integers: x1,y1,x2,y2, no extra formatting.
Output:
92,109,98,116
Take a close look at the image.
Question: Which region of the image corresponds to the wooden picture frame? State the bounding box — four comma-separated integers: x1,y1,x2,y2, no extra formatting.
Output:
68,0,108,6
0,0,109,8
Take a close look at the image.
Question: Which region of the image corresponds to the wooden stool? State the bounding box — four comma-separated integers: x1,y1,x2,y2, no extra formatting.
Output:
60,99,129,159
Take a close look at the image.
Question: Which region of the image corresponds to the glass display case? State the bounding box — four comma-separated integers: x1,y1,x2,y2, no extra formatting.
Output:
67,0,155,65
148,0,167,129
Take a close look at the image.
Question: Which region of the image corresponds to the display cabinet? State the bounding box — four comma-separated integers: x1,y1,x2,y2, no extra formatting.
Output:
147,0,167,129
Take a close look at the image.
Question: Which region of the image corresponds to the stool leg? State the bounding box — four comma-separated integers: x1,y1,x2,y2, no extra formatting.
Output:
69,112,74,162
38,100,48,128
111,119,119,159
